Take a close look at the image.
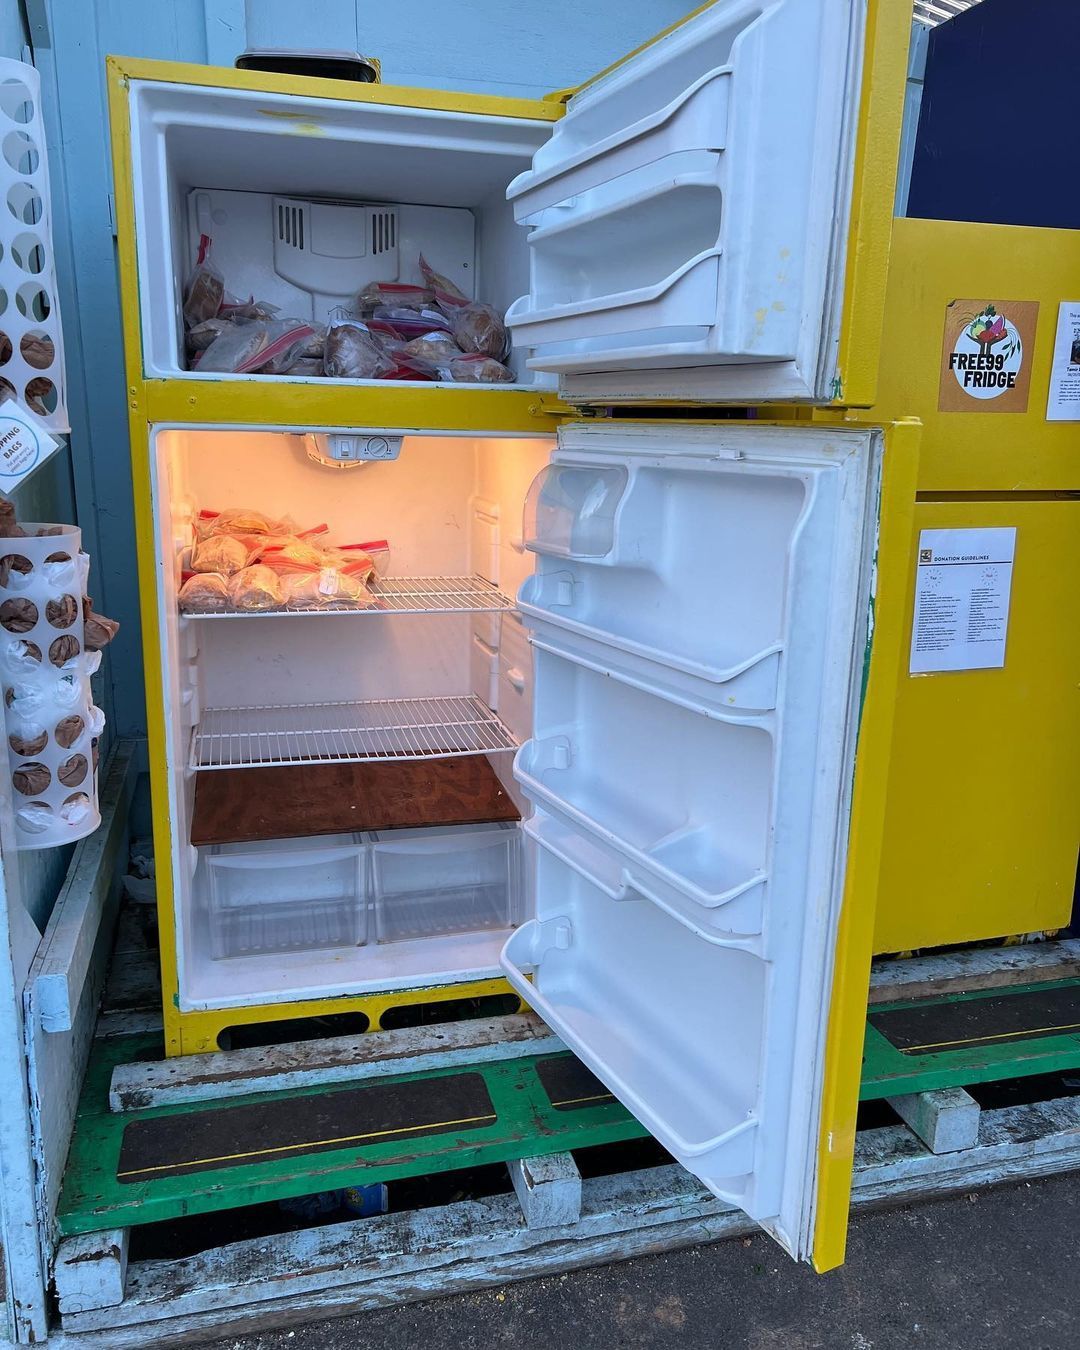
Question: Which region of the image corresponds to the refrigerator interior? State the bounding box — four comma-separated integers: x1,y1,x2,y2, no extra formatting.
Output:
152,428,553,1009
127,78,553,384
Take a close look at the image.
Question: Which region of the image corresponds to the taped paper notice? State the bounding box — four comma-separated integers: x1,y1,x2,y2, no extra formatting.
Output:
1046,301,1080,421
910,528,1016,675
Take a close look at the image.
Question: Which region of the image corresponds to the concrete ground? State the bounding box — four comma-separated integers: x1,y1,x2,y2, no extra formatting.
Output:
216,1171,1080,1350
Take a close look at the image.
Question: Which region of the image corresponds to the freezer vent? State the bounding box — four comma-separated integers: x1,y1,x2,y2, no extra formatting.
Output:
277,201,305,249
371,210,396,254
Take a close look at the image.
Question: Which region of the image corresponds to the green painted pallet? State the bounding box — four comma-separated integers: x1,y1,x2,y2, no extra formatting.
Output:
861,977,1080,1100
59,976,1080,1236
57,1033,647,1237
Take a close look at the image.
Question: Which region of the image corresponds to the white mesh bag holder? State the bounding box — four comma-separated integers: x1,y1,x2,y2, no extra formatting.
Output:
1,525,103,848
0,58,66,432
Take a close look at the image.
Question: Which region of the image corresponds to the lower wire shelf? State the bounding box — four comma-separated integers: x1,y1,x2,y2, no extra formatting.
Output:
190,693,520,770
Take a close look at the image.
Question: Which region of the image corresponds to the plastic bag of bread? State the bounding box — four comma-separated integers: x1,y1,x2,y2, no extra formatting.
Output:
185,317,233,354
190,533,252,576
371,307,452,339
443,353,515,384
398,332,463,366
357,281,433,312
449,302,509,360
218,295,280,322
228,564,285,612
198,508,293,540
251,320,318,375
283,357,323,377
259,529,334,570
196,321,271,373
419,254,468,309
323,317,396,380
340,540,389,579
282,563,375,611
178,572,230,614
183,235,225,325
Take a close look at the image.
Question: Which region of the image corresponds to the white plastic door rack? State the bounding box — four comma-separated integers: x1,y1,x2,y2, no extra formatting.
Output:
501,421,882,1259
506,0,865,402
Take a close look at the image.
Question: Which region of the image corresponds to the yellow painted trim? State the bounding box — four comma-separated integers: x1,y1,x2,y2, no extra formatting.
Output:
143,378,564,435
831,0,911,407
176,979,524,1056
106,54,562,123
811,417,923,1271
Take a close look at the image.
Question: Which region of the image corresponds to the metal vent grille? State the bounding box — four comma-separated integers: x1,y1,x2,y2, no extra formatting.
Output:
913,0,984,27
277,201,305,248
371,210,396,254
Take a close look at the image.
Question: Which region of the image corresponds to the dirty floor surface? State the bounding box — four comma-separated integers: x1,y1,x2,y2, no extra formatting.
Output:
216,1172,1080,1350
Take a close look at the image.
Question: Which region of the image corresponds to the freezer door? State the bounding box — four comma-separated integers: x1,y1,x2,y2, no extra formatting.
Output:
505,0,868,403
501,421,881,1260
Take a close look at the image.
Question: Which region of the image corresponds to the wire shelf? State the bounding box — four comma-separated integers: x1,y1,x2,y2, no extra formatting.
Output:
184,574,514,618
191,694,520,770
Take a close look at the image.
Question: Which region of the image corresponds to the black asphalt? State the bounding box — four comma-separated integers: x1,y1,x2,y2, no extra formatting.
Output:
217,1171,1080,1350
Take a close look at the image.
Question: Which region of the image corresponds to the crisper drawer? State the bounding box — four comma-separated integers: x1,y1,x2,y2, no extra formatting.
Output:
519,445,811,709
205,833,366,960
515,641,769,944
369,823,523,944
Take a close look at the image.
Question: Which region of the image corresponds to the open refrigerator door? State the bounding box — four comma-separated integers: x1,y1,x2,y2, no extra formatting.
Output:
501,420,882,1258
505,0,868,404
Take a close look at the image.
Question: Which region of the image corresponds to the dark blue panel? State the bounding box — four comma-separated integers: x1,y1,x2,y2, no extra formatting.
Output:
907,0,1080,229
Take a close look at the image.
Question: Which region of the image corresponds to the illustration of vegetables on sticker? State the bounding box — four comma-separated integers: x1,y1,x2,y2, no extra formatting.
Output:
966,304,1021,362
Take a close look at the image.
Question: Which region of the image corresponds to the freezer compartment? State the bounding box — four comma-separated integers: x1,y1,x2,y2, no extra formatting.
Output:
371,823,523,944
521,447,807,705
500,818,762,1207
204,833,366,959
126,78,552,383
504,0,864,396
515,643,770,939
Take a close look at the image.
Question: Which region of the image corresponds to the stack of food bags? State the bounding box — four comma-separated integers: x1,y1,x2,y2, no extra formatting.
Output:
183,241,515,385
178,508,391,614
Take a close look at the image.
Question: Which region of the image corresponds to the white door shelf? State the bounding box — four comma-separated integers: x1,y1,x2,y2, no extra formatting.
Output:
507,0,865,401
182,575,516,619
190,695,519,770
515,643,772,943
502,818,762,1198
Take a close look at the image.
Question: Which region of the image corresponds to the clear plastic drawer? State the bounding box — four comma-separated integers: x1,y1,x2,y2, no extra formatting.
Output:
370,823,522,944
206,833,366,959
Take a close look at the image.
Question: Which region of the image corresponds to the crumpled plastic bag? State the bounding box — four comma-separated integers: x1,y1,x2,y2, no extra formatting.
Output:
178,573,230,614
190,534,252,576
357,281,433,311
419,254,469,309
183,235,225,325
323,319,396,380
449,302,510,360
228,564,285,612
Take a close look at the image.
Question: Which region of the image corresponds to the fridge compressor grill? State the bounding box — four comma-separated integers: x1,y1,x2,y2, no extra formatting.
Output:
191,694,519,770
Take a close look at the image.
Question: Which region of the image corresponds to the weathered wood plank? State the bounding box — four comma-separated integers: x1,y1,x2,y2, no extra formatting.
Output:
508,1151,582,1228
31,742,138,1033
108,1013,565,1112
23,744,138,1268
869,940,1080,1005
58,1094,1080,1343
54,1229,130,1315
886,1087,981,1154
